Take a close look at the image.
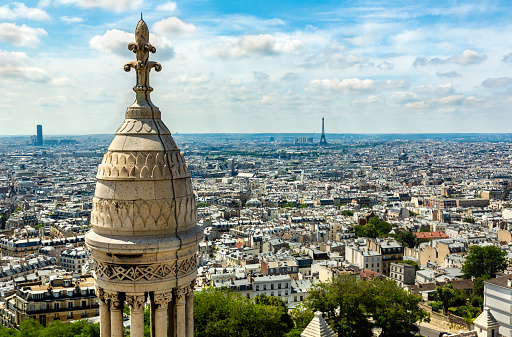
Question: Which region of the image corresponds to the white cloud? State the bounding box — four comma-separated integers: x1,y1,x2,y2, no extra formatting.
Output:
168,74,209,84
436,71,461,78
308,78,374,93
415,49,487,66
156,1,176,11
0,65,50,82
0,2,50,21
406,95,478,109
60,16,84,23
482,77,512,88
0,23,47,47
281,72,299,81
0,49,29,65
302,41,367,69
414,83,454,95
389,91,419,104
89,29,175,59
55,0,143,12
253,71,269,81
152,17,196,36
502,53,512,63
352,95,381,105
202,34,306,59
378,78,409,90
438,95,465,105
34,95,68,106
50,77,73,86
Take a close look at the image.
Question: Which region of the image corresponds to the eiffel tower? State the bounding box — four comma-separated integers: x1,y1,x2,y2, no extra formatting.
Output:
319,116,327,145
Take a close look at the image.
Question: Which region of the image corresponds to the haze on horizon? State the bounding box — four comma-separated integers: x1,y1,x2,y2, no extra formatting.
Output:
0,0,511,135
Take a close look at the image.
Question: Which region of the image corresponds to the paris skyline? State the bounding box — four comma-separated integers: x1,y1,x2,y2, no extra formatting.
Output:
1,0,512,135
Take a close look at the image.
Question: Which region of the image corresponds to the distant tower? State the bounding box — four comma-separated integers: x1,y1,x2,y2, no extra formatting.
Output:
36,125,43,146
85,19,202,337
319,117,327,145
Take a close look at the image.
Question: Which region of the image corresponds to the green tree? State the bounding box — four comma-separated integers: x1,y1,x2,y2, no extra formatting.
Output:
367,278,429,337
194,288,291,337
393,231,418,248
401,260,420,271
342,210,353,216
305,274,428,337
354,217,392,238
463,217,476,224
462,245,508,278
436,284,466,315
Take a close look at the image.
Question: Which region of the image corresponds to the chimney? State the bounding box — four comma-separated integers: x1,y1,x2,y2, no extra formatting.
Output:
508,279,512,288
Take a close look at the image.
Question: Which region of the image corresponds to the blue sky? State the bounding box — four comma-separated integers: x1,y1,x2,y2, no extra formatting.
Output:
1,0,512,135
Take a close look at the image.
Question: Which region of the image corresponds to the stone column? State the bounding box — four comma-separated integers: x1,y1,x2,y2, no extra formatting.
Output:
174,287,187,337
167,298,175,337
153,292,173,337
185,282,195,337
126,294,146,337
108,291,124,337
96,287,111,337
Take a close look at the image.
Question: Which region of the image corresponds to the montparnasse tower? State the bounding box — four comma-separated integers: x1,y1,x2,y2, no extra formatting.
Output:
85,18,203,337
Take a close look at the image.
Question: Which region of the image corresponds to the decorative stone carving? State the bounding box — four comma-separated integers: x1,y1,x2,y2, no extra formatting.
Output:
153,292,173,310
96,151,191,180
91,196,197,230
174,286,188,301
94,256,197,281
177,255,197,275
105,291,122,310
96,286,110,305
126,294,146,312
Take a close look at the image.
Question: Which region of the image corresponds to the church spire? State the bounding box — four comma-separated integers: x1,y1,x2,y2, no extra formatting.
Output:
124,18,162,107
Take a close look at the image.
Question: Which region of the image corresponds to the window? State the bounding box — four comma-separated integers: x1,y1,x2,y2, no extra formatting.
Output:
82,301,87,307
271,284,274,290
54,303,59,310
256,285,259,291
68,302,73,309
278,283,281,289
68,312,73,319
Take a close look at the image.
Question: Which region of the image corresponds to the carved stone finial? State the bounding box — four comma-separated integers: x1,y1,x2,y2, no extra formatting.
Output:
124,18,162,108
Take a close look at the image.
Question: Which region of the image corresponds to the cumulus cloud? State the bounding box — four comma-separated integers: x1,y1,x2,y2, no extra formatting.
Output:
352,95,381,105
0,64,50,82
168,74,209,84
482,77,512,88
55,0,143,12
156,1,177,11
152,17,196,36
378,78,410,90
281,72,299,81
60,16,84,23
202,34,306,59
302,41,367,69
0,49,29,65
406,95,478,109
308,78,374,93
389,91,419,104
0,2,50,21
0,23,47,47
34,95,68,106
253,71,269,81
377,62,394,70
436,71,461,78
502,53,512,63
413,57,427,67
413,50,486,67
414,83,454,95
89,29,175,59
50,77,73,86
